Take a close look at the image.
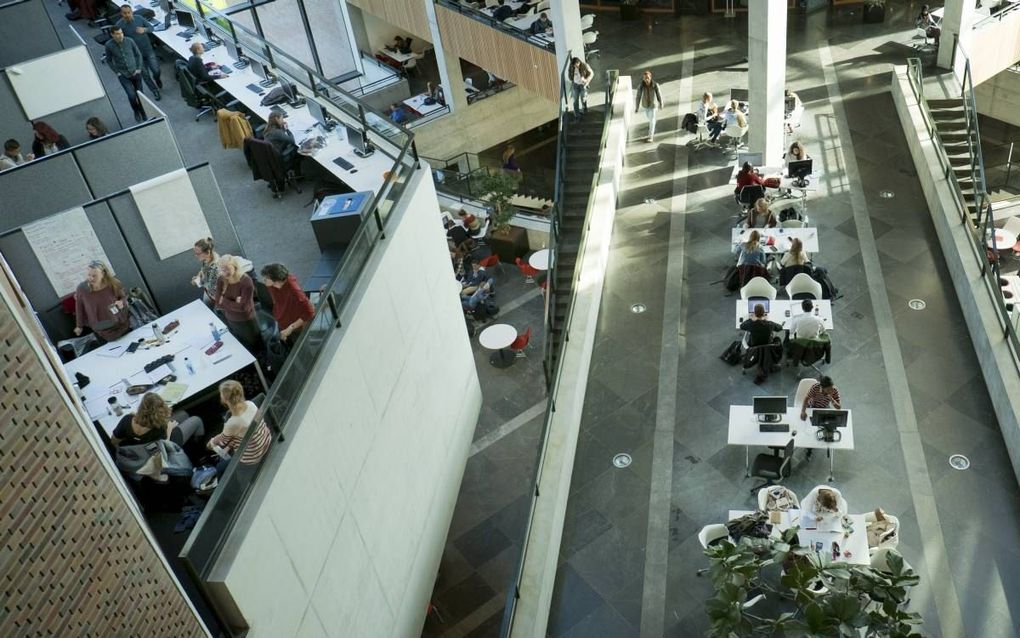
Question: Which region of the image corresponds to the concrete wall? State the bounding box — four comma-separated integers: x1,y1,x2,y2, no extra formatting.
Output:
892,66,1020,482
413,84,557,159
960,10,1020,87
212,167,482,637
976,69,1020,129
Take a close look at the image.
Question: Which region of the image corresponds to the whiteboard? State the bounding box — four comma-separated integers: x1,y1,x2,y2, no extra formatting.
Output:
23,207,112,298
5,46,106,119
130,169,212,260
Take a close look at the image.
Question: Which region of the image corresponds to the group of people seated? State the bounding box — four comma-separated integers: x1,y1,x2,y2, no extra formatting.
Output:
445,209,499,317
698,93,749,144
0,119,107,171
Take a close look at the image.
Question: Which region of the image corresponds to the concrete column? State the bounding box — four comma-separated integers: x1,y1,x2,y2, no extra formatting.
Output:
748,0,787,166
423,0,458,114
548,0,585,75
937,0,978,70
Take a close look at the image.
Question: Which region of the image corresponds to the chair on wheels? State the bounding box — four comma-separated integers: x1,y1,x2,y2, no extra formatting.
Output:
242,137,302,199
736,184,766,220
786,273,822,300
787,334,831,375
174,60,235,122
749,438,795,492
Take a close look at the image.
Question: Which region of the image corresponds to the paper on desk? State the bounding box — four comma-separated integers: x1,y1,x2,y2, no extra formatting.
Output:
94,343,127,358
147,364,174,383
158,382,188,405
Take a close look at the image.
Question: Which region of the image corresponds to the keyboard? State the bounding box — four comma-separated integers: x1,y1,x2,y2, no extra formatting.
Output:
201,41,217,50
759,422,790,433
217,65,233,74
333,157,354,171
176,29,194,38
246,83,264,94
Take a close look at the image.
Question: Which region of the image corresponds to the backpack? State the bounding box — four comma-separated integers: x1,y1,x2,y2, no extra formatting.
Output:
722,265,740,292
725,511,771,542
681,112,698,134
720,340,742,366
810,266,841,301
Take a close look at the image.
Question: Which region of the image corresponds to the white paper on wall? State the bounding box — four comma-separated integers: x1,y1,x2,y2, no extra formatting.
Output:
129,168,211,260
22,207,111,298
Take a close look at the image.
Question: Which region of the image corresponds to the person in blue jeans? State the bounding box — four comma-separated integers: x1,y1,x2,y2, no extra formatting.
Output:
462,279,494,312
569,57,593,121
104,26,147,122
117,5,162,100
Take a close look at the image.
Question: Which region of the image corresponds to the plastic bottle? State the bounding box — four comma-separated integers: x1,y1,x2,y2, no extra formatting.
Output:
210,322,220,342
185,357,195,375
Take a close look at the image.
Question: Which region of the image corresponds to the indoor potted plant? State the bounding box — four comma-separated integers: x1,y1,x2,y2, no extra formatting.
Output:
863,0,886,23
473,169,528,262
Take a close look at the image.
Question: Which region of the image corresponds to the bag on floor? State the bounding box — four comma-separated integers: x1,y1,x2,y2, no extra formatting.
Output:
720,340,742,366
778,207,800,222
681,113,698,134
810,266,841,301
722,265,740,292
726,511,771,542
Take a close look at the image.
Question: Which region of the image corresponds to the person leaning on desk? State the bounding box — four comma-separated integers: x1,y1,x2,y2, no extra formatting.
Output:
74,260,130,343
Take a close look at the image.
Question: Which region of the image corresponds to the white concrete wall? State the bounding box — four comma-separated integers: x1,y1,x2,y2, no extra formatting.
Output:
214,168,482,638
976,69,1020,129
954,9,1020,87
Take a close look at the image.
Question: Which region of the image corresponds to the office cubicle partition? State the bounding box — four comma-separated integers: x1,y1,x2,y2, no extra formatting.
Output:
0,118,243,341
0,0,63,68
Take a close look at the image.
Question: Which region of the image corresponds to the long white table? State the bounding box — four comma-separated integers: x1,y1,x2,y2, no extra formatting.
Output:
403,93,445,117
64,300,256,436
732,227,819,254
728,509,869,565
734,299,833,331
151,10,393,193
729,163,821,193
727,406,854,481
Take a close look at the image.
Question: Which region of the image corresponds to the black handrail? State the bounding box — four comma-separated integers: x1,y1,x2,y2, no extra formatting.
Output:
433,0,555,53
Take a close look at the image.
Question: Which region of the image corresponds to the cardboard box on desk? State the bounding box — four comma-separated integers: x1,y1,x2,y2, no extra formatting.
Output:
310,191,372,251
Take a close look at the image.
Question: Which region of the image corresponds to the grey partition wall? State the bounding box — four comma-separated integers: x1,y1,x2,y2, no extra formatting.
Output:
107,165,243,313
0,0,62,68
0,201,148,340
73,120,184,195
0,153,92,228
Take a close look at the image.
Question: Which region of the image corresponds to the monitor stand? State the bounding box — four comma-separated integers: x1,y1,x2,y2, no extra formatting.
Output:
757,413,782,423
353,144,375,158
793,176,809,188
233,58,249,70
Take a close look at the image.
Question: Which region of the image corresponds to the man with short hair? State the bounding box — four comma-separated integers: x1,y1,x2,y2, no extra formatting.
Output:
116,4,162,99
104,26,147,122
800,376,842,459
491,0,514,21
0,139,33,171
259,263,314,345
529,12,553,35
789,299,825,339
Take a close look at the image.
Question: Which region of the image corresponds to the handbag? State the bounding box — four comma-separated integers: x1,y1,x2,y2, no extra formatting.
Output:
720,340,742,366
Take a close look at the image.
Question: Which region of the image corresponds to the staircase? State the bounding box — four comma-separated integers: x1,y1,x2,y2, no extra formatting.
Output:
544,108,606,379
929,98,984,223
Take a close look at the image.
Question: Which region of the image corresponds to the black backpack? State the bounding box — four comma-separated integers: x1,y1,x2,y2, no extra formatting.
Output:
810,267,841,301
681,112,698,134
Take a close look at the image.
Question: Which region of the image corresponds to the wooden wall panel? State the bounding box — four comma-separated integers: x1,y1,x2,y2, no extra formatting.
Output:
346,0,430,39
0,288,207,637
435,6,559,102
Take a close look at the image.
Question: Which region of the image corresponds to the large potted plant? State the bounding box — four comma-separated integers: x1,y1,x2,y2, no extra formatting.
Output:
473,169,528,262
703,528,924,637
863,0,886,23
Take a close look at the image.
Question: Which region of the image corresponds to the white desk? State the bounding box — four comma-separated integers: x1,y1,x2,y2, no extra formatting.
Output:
403,93,445,117
734,299,834,331
727,406,854,481
64,300,256,436
728,509,869,565
377,48,414,64
989,229,1017,250
529,249,550,271
478,323,517,368
729,163,821,191
732,227,819,254
150,11,392,193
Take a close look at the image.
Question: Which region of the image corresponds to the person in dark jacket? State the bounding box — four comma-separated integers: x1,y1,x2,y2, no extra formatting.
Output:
105,26,147,122
492,0,514,21
30,122,70,157
187,42,222,88
117,4,162,99
263,112,298,170
740,303,782,348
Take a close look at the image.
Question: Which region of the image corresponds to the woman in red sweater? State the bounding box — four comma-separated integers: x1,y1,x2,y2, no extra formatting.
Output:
735,162,765,193
74,260,130,342
260,263,315,347
215,254,261,352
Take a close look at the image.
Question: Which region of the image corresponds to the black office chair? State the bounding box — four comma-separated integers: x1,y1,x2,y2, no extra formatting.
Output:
736,184,766,221
242,137,302,199
749,438,795,492
174,60,236,121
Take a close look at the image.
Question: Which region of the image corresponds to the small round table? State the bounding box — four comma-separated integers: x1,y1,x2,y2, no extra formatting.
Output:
988,229,1017,250
529,249,551,271
478,324,518,368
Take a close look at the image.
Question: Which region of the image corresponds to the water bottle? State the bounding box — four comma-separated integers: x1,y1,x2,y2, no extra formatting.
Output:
151,323,163,343
185,357,195,375
210,322,220,342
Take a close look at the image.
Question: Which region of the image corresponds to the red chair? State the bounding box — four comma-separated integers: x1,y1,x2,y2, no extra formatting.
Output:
514,257,539,283
510,327,532,358
478,254,501,274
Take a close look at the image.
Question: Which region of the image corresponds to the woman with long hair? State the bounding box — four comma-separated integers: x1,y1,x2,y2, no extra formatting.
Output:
215,254,261,352
733,230,766,268
111,392,205,447
781,237,811,267
191,237,220,306
569,56,593,121
85,117,109,139
31,121,70,157
74,260,130,342
502,144,520,174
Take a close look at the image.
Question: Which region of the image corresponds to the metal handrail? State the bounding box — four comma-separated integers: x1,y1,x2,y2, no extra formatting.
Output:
973,0,1020,28
433,0,555,53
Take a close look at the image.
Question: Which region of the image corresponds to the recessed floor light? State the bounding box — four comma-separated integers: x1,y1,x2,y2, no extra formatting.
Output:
908,299,926,310
949,454,970,470
631,303,647,314
613,453,632,468
880,190,895,199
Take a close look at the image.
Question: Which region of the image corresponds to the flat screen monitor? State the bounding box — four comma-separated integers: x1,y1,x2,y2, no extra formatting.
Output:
306,98,328,129
737,152,762,168
753,396,788,422
747,298,770,315
249,59,268,82
345,124,367,153
280,81,297,103
195,20,211,41
175,9,194,29
788,158,813,179
223,37,241,63
158,0,171,14
729,88,748,103
811,409,848,429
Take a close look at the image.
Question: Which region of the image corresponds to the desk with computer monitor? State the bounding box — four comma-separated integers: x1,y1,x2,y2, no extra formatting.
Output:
734,299,834,331
728,400,854,481
149,5,393,194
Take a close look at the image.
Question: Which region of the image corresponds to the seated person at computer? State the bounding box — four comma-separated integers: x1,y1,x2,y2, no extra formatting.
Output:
31,122,70,158
74,260,130,343
513,0,540,15
206,380,270,474
800,486,847,524
781,237,810,268
260,263,314,346
389,103,409,124
787,140,809,162
445,217,472,252
530,12,553,35
263,112,298,170
733,230,766,268
0,139,33,170
458,209,482,236
460,261,489,296
85,117,109,140
735,162,765,195
188,42,222,87
491,0,514,21
800,375,841,458
388,36,406,53
740,303,783,347
112,392,205,447
745,198,777,229
426,81,446,106
789,299,825,339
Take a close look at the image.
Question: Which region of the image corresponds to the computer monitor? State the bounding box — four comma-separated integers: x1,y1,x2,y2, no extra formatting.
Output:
158,0,170,14
345,124,373,157
306,98,328,129
280,81,298,104
195,20,211,42
810,409,848,429
753,396,788,423
249,60,274,87
788,158,813,187
729,88,748,103
747,298,770,315
223,38,246,68
175,9,194,30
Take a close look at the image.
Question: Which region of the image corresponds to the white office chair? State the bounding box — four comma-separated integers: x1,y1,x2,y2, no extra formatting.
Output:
740,276,777,302
580,14,595,30
786,273,823,300
793,377,817,409
781,218,806,229
870,548,913,574
695,524,731,575
864,510,900,550
582,30,599,58
720,125,749,158
535,0,550,11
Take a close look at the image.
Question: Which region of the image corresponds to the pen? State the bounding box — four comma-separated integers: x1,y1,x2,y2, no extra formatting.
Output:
213,354,232,365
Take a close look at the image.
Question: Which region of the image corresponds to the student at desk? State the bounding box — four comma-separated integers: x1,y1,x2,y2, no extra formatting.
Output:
263,112,299,171
745,198,777,229
781,237,810,268
530,12,553,35
800,486,848,525
740,304,783,347
800,376,841,459
735,162,765,194
787,140,809,162
188,42,223,87
31,122,70,158
74,260,130,343
733,230,767,268
112,392,205,447
389,103,409,124
207,380,270,474
491,0,514,21
85,117,109,139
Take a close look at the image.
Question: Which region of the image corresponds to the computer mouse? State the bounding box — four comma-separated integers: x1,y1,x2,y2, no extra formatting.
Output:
350,169,358,173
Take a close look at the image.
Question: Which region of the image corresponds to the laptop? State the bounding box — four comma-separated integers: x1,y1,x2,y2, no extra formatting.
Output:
747,298,770,315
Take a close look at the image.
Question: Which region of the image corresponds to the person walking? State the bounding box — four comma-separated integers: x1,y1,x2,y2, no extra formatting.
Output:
634,70,663,143
568,57,593,122
116,4,162,99
104,26,147,122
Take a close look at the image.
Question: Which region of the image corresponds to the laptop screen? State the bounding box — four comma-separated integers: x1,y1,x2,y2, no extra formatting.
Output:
747,299,770,315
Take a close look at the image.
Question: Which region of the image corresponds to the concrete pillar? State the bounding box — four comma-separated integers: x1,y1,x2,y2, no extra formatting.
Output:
423,0,458,115
547,0,585,75
938,0,978,70
748,0,787,166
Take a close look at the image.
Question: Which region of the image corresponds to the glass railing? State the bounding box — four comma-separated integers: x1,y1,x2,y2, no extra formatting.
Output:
434,0,554,53
178,0,420,627
984,140,1019,194
906,55,1020,373
467,79,517,105
973,0,1020,28
498,66,621,637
